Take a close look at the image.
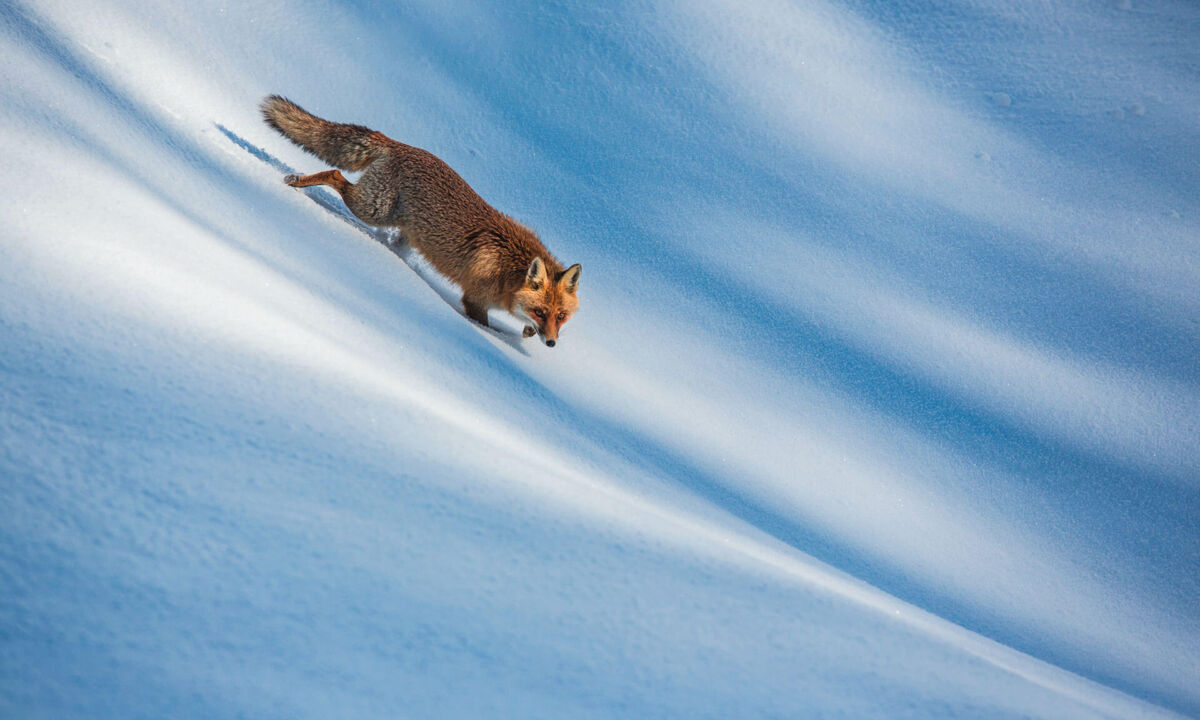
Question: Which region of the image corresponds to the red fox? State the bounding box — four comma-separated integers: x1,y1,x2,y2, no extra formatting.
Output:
261,95,580,347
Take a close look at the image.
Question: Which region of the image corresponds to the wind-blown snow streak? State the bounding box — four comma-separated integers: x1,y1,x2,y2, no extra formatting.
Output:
2,0,1198,717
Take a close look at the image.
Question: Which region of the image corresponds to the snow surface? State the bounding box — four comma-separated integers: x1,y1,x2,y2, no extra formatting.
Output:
2,0,1198,717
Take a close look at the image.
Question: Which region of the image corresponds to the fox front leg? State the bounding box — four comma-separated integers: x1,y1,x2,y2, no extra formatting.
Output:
461,296,490,328
523,325,536,338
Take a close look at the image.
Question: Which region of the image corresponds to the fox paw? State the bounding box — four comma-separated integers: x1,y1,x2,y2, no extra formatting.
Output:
523,325,537,338
283,174,300,186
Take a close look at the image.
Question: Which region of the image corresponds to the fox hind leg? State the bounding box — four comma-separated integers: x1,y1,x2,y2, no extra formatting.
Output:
284,169,394,227
284,169,349,193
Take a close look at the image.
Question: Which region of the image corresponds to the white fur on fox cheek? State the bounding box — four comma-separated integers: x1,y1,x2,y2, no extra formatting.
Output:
516,307,541,334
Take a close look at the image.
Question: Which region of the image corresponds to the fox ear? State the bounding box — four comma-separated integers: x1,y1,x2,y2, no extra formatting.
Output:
526,256,548,289
560,264,581,294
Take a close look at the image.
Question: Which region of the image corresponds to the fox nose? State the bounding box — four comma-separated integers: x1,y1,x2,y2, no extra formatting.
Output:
545,339,556,347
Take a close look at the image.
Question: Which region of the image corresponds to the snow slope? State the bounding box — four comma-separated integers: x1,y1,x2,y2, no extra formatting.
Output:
2,0,1198,717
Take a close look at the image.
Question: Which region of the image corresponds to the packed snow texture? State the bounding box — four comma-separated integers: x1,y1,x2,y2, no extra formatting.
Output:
2,0,1198,718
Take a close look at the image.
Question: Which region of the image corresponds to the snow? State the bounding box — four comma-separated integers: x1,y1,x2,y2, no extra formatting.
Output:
2,0,1198,717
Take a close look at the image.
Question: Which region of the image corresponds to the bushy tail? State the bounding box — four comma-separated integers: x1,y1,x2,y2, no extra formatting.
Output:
260,95,388,171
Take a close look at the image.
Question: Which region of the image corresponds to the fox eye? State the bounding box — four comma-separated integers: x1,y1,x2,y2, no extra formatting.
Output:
533,309,547,320
556,312,567,322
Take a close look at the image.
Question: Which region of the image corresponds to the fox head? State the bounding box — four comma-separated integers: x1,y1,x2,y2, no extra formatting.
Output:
514,257,580,347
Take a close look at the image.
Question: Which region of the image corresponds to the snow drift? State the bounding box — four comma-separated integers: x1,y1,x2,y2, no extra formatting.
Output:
2,0,1197,717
